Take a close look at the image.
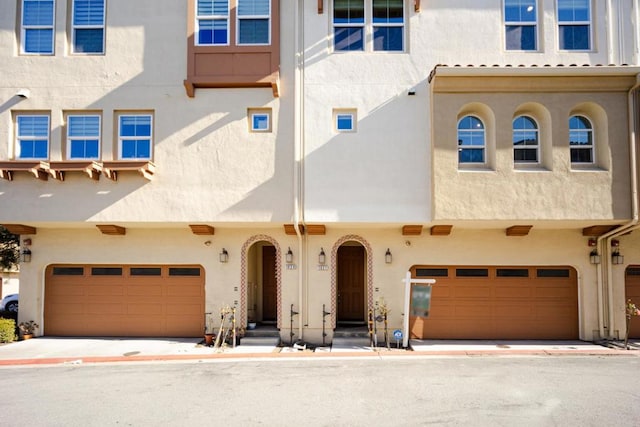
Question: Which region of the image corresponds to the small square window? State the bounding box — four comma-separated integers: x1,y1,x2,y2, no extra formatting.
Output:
248,109,272,132
334,109,356,132
117,113,153,160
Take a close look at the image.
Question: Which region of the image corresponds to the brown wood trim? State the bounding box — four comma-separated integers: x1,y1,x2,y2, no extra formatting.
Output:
506,225,533,236
306,224,326,235
0,161,49,181
2,224,37,235
48,161,102,181
582,225,619,236
402,225,423,236
102,161,155,181
430,225,453,236
96,225,126,235
318,0,323,13
415,0,420,12
284,224,305,235
189,225,215,235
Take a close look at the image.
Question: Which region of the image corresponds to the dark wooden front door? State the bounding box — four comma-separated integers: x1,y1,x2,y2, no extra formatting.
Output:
262,246,277,322
626,267,640,338
337,245,365,322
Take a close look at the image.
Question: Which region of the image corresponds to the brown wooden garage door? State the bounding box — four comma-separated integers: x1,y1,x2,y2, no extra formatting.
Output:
409,266,579,340
626,266,640,339
44,265,204,337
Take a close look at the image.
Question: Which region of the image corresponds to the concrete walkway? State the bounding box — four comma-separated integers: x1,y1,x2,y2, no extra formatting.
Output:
0,337,637,366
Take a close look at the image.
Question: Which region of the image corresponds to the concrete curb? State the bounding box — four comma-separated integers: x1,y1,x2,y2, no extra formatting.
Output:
0,347,636,366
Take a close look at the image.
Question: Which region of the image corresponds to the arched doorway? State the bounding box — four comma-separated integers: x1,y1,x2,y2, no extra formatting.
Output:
241,235,282,329
331,235,373,328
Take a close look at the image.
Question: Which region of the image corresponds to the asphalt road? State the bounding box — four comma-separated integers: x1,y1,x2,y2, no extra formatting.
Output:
1,356,639,426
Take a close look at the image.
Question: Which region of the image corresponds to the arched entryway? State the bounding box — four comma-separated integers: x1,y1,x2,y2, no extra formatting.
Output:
330,235,374,328
240,235,282,329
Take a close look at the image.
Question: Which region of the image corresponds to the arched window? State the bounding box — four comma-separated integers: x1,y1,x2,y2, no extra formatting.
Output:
513,115,539,163
457,115,485,164
569,115,594,163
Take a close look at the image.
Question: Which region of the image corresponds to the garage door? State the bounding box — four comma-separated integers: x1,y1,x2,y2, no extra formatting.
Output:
626,266,640,339
45,265,204,337
409,266,579,340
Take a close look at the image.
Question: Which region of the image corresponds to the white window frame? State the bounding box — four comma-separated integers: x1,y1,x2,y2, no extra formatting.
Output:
195,0,230,46
332,0,405,53
117,114,153,160
512,115,540,164
71,0,106,54
248,108,272,132
16,114,50,160
20,0,56,55
66,114,101,160
457,115,486,166
504,0,538,51
236,0,271,46
333,109,357,132
569,115,595,165
557,0,592,51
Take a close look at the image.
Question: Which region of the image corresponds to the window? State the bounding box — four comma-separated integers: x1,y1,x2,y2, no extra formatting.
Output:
118,114,152,160
16,115,49,159
558,0,591,50
248,109,272,132
333,0,404,52
333,109,357,132
513,115,539,163
196,0,229,45
569,115,594,164
67,115,100,159
21,0,55,54
457,115,485,164
372,0,403,51
504,0,537,51
237,0,270,45
72,0,105,53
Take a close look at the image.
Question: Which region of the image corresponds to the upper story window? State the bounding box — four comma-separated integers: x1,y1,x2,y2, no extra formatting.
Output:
557,0,591,50
238,0,270,45
118,114,153,160
67,114,100,159
333,0,404,52
196,0,229,45
513,115,539,163
457,116,485,164
21,0,55,54
334,109,357,132
16,114,50,159
248,108,272,132
569,115,594,164
504,0,537,51
72,0,106,54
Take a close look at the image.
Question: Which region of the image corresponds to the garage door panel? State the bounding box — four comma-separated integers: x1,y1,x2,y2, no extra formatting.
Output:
454,286,491,298
494,286,532,298
410,265,578,339
127,286,163,296
45,265,204,337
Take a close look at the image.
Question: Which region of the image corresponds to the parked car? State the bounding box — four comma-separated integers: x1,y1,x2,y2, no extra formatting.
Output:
0,294,18,313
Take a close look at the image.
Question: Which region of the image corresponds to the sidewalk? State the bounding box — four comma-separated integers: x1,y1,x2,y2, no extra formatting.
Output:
0,337,637,366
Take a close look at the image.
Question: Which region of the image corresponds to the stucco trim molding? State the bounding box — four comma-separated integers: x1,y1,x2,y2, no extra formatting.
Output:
330,234,374,329
240,234,283,329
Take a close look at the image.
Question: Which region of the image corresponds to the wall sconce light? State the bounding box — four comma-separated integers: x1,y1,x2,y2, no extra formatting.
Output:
318,248,326,265
219,248,229,263
385,248,392,264
589,250,601,265
612,249,624,265
21,248,32,263
16,88,30,99
286,247,293,264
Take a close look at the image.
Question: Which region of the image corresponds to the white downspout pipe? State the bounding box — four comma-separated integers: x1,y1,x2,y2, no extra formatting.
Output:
607,0,615,65
596,76,640,339
293,0,305,340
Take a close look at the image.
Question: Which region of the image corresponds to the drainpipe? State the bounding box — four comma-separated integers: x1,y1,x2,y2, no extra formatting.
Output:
636,0,640,64
596,75,640,339
293,0,306,340
607,0,615,65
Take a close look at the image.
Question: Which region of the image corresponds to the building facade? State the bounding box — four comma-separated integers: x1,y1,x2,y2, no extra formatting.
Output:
1,0,639,343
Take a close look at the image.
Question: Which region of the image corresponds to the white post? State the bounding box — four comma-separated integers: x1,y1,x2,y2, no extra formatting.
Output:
402,271,436,348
